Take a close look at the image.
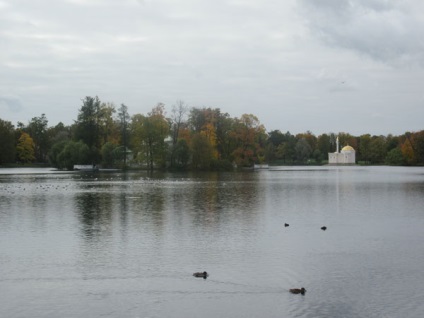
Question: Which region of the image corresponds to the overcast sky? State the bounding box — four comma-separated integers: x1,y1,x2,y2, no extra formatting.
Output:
1,0,423,136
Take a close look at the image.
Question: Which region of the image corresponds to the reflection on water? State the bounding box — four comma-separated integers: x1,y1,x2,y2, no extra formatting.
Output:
76,192,114,240
1,167,424,318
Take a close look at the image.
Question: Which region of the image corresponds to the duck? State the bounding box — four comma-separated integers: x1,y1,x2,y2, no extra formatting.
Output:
193,271,209,279
284,223,289,227
289,287,306,295
321,226,327,231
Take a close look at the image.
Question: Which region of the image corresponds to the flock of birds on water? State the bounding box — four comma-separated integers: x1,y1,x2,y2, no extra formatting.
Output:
193,222,328,296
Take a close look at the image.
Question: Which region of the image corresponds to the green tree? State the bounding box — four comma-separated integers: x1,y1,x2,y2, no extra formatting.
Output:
188,107,208,133
27,113,49,162
58,141,90,170
275,131,296,164
359,134,372,164
16,132,35,163
48,122,70,144
49,140,90,170
329,133,337,152
74,96,102,164
101,142,118,168
214,111,234,162
295,138,312,164
369,136,387,164
385,147,405,165
317,133,331,162
49,140,67,168
296,131,318,163
386,134,400,152
173,139,190,169
266,130,284,162
0,119,16,164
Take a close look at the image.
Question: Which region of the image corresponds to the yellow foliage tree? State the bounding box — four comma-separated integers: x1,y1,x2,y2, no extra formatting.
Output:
401,138,415,165
16,132,35,163
201,122,218,159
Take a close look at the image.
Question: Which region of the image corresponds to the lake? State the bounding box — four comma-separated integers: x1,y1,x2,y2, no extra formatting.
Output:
1,166,424,318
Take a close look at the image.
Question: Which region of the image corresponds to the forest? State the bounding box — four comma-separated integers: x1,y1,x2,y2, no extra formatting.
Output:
1,96,423,170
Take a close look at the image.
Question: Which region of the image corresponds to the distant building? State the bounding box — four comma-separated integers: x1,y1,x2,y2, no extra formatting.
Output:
328,137,356,164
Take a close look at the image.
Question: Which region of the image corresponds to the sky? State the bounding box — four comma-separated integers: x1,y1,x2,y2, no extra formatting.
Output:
1,0,423,136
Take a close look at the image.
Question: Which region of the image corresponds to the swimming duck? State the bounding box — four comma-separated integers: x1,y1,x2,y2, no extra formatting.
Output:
193,271,209,279
321,226,327,231
289,287,306,295
284,223,289,227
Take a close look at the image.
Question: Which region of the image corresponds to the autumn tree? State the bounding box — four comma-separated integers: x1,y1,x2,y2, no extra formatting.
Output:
117,103,131,168
188,107,220,159
231,114,266,167
412,130,424,164
131,104,170,170
338,132,357,150
191,133,214,170
16,132,35,163
401,135,415,165
170,100,188,168
98,102,119,145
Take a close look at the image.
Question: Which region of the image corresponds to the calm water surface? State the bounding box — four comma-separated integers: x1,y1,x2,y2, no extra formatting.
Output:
1,166,424,318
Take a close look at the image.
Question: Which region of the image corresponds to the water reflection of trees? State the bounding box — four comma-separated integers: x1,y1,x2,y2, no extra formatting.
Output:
130,189,165,231
172,172,262,228
73,172,262,242
75,192,113,240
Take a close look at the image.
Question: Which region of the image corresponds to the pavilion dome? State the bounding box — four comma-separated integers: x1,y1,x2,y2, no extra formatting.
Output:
341,145,355,152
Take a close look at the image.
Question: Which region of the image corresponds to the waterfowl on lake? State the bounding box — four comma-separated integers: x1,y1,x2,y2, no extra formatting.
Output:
284,223,289,227
321,226,327,231
289,287,306,295
193,271,209,279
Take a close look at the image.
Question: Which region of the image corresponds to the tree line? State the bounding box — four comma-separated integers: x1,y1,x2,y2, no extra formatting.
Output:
1,96,423,169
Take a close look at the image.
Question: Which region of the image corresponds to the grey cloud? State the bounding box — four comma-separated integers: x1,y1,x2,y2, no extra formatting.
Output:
0,0,422,135
0,96,24,113
299,0,424,65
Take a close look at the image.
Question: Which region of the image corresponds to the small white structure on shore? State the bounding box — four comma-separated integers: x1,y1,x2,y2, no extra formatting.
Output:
328,137,356,164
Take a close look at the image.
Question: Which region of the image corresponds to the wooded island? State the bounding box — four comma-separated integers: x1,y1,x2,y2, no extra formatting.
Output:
1,96,423,169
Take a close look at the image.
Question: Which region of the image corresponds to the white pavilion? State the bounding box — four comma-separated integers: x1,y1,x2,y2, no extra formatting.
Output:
328,137,356,164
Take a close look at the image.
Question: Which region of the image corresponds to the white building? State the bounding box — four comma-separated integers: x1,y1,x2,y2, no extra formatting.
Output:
328,137,356,164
